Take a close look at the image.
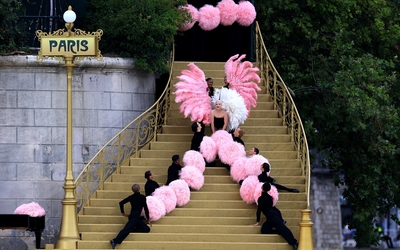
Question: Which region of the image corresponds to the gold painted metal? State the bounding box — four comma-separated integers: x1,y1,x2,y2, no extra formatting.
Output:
255,22,313,248
299,209,314,250
36,6,103,249
74,45,174,214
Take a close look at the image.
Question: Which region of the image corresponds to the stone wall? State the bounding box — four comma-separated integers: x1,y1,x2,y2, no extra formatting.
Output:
0,55,156,249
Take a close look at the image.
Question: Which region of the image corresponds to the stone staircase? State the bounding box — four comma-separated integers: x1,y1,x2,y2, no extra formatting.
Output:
76,61,307,249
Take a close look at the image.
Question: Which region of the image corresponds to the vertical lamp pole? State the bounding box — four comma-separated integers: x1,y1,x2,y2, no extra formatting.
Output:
36,6,103,249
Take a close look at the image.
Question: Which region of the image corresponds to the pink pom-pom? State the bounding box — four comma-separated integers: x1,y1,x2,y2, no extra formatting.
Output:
217,0,238,26
169,179,191,206
254,182,263,204
180,166,204,190
218,141,246,165
239,175,259,204
14,202,46,217
211,130,233,150
230,157,248,182
268,185,279,207
236,1,256,26
198,5,220,31
183,150,206,173
246,155,269,176
179,4,198,31
152,186,177,213
200,136,218,162
143,196,166,221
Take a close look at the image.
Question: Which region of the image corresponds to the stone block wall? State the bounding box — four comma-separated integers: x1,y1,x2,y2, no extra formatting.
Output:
0,55,156,249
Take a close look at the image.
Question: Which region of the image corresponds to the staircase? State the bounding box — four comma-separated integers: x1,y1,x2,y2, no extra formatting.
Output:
76,61,307,250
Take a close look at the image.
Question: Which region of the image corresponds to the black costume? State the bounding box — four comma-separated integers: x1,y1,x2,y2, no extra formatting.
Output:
214,117,225,131
230,131,245,146
258,171,299,193
145,179,160,196
166,162,183,185
256,192,297,246
208,87,214,97
190,122,205,151
112,192,150,244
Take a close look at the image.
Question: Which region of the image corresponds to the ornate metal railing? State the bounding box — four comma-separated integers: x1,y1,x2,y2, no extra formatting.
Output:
255,22,311,208
74,49,174,213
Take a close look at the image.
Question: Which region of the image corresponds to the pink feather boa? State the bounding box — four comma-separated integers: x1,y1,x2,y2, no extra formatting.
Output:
14,202,45,217
218,141,246,166
246,154,269,176
198,5,220,31
236,1,256,26
152,186,177,213
183,150,206,173
239,175,259,204
143,196,166,221
200,136,218,162
230,157,248,182
168,180,191,207
180,166,204,190
217,0,238,26
179,4,198,31
211,130,233,150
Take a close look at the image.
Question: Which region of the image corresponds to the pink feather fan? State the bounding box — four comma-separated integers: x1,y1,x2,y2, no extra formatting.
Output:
246,154,269,176
152,186,177,213
183,150,206,173
169,179,191,206
180,166,205,190
210,130,233,150
230,157,248,182
174,63,212,124
225,54,261,116
179,4,198,31
236,1,256,26
240,175,259,204
143,196,166,221
200,136,218,163
218,141,246,166
217,0,238,26
198,4,220,31
14,202,45,217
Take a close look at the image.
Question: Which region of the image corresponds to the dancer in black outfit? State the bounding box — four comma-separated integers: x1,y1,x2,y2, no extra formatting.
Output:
231,127,245,146
110,184,150,249
144,170,160,196
190,122,205,151
253,183,298,250
206,78,214,97
165,155,183,185
259,163,300,193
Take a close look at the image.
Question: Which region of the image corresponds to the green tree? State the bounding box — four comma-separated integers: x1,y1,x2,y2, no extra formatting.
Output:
86,0,188,74
255,0,400,246
0,0,26,52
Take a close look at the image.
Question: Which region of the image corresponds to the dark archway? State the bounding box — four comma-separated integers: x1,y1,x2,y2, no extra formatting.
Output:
174,0,254,62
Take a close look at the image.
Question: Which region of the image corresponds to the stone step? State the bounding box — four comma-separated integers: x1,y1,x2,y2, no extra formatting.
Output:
148,141,295,151
156,133,292,143
161,125,287,134
166,117,283,127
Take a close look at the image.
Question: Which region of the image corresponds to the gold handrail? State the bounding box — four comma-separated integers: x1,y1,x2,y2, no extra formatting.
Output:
255,22,311,208
74,46,174,213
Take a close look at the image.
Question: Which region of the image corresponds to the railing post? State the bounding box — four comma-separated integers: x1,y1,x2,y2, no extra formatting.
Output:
117,134,122,174
298,209,314,250
154,102,159,142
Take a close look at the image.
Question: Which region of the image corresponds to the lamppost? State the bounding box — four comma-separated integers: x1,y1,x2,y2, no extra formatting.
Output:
36,6,103,249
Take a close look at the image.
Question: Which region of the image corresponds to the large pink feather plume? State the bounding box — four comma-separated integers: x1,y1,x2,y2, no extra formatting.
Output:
246,154,269,176
180,166,204,190
268,184,279,207
183,150,206,173
179,4,198,31
198,5,220,31
152,186,177,213
14,202,46,217
210,130,233,150
200,136,218,162
236,1,256,26
144,196,166,221
254,182,263,204
225,54,261,116
239,175,259,204
230,157,248,182
174,63,211,124
218,141,246,166
169,179,191,206
217,0,238,26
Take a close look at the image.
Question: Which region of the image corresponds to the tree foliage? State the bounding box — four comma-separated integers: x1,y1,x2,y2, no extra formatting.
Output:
0,0,26,52
86,0,188,74
255,0,400,246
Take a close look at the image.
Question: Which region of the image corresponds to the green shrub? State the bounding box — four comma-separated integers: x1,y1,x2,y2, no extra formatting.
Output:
0,0,26,53
86,0,188,74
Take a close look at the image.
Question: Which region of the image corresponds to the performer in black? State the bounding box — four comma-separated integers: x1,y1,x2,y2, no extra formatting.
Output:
253,182,298,250
110,184,150,249
165,154,183,185
231,127,245,146
144,170,160,196
258,163,300,193
190,122,205,151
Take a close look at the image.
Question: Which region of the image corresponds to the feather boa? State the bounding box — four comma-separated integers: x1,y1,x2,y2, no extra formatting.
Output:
14,202,45,217
180,166,204,190
168,180,191,207
217,0,238,26
239,175,259,204
183,150,206,173
198,5,220,31
218,141,246,166
152,186,177,213
179,4,198,31
246,154,269,176
200,136,218,162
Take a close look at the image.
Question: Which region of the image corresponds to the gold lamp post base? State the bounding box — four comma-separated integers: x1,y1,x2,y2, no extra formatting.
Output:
298,209,314,250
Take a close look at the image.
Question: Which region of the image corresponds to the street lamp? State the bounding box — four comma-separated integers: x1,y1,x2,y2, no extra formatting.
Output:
36,5,103,249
